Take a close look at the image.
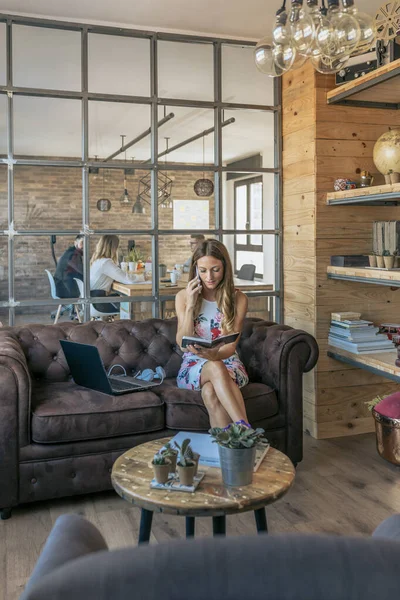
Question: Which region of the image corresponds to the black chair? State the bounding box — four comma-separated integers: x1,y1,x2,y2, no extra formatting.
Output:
236,264,256,280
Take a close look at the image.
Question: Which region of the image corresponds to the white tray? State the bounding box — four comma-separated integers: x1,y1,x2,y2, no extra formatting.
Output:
150,471,205,493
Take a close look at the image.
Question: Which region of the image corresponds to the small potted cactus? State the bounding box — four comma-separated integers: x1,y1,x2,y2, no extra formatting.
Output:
376,252,385,268
368,251,377,268
209,423,266,487
152,451,171,484
161,442,178,473
175,438,196,486
383,249,395,270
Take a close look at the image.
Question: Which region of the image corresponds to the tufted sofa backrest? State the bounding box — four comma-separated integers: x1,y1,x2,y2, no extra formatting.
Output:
5,319,183,382
1,317,275,383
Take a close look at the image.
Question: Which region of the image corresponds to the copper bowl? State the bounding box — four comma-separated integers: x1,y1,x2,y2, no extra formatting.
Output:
372,408,400,466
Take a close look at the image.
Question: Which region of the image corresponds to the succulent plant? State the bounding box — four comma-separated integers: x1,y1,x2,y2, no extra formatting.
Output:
152,451,169,466
209,423,266,449
161,442,178,459
365,394,389,412
175,438,195,467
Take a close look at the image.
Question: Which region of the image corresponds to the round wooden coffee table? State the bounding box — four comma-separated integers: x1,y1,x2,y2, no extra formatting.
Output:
112,437,295,544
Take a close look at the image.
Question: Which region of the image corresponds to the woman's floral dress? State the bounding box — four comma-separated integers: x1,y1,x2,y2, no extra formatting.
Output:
177,298,249,391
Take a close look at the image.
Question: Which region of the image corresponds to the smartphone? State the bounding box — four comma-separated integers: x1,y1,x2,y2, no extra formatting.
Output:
195,266,201,286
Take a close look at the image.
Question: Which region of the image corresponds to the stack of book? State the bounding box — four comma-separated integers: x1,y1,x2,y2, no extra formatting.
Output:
328,314,394,354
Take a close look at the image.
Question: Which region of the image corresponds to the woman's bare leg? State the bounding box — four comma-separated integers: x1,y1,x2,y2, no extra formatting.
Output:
201,381,231,428
200,361,248,424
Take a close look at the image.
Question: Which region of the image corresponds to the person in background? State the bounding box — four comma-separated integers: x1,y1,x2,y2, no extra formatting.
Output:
54,234,84,298
90,235,134,314
182,234,205,273
175,239,250,428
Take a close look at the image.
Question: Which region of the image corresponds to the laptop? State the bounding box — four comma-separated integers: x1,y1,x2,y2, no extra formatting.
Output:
60,340,161,396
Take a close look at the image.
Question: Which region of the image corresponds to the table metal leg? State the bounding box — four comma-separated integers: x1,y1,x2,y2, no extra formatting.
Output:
186,516,195,538
212,515,226,536
254,507,268,533
138,508,153,544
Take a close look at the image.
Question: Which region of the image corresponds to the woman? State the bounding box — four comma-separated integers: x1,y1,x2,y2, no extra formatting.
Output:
90,235,133,314
175,239,250,428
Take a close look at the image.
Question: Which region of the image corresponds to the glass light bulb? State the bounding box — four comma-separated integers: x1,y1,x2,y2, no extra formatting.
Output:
254,38,285,77
320,5,360,58
289,2,315,55
343,6,376,54
273,42,296,72
272,11,292,46
310,52,350,74
290,52,309,70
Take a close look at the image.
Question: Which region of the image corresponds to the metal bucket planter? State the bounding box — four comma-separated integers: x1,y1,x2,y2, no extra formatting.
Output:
372,408,400,466
218,445,256,486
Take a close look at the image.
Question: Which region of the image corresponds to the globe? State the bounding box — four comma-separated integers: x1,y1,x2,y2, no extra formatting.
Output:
373,129,400,175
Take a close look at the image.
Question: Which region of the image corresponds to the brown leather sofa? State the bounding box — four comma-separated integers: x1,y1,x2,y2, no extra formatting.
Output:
0,318,318,519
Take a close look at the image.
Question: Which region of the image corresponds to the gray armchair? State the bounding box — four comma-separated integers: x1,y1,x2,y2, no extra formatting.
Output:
21,513,400,600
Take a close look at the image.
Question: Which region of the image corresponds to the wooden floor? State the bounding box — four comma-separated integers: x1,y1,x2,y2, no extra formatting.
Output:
1,432,400,599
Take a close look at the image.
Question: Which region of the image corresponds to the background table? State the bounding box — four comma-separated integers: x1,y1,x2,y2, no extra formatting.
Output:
112,275,274,321
112,437,295,544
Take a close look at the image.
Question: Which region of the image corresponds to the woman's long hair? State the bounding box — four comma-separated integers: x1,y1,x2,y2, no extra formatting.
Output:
90,235,120,266
189,239,236,333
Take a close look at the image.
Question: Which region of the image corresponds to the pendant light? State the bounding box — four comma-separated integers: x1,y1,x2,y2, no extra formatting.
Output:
119,135,133,205
194,134,214,197
96,168,111,212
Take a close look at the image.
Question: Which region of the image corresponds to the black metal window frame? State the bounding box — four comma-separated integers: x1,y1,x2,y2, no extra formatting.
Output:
233,175,263,277
0,12,283,325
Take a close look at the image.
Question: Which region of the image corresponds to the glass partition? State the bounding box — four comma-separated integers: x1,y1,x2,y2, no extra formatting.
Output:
88,34,151,97
13,96,81,159
12,25,81,91
158,41,214,101
1,16,280,326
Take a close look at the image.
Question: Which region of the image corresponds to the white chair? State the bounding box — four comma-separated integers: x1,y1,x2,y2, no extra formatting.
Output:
45,270,81,324
74,279,119,321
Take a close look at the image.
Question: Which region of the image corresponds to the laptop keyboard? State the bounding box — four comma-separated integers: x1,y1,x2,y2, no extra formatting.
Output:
110,378,142,392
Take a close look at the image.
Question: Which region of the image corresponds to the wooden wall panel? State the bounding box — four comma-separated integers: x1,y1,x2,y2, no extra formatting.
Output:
282,67,400,439
283,63,318,431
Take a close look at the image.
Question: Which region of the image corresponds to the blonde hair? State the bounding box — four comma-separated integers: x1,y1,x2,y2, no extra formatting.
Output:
189,239,236,333
90,235,120,266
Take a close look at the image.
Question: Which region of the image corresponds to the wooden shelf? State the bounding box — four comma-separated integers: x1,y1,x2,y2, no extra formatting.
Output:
327,346,400,383
326,183,400,206
327,58,400,109
327,266,400,288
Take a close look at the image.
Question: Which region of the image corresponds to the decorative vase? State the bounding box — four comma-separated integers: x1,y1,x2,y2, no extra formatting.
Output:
152,460,171,484
372,408,400,466
218,445,256,487
384,255,395,269
373,129,400,179
177,464,196,486
368,255,377,267
376,256,385,268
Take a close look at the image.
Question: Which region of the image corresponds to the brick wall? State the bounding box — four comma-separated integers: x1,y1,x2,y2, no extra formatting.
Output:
0,165,214,301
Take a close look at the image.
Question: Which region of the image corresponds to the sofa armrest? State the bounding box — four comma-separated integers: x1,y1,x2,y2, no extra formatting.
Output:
0,331,31,509
240,321,319,464
21,514,108,599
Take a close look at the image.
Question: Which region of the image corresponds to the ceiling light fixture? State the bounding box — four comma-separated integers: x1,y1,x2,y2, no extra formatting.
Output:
254,0,379,77
97,168,112,212
194,134,214,197
119,135,133,205
133,138,173,214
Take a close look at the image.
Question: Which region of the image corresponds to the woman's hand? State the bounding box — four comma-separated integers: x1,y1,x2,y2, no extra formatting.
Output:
185,276,202,309
187,343,224,361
